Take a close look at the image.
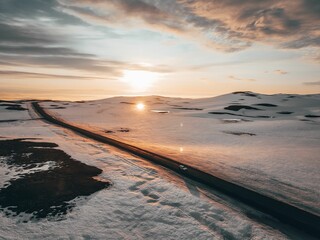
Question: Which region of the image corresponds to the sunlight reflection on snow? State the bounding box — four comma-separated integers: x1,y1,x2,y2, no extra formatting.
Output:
136,103,145,111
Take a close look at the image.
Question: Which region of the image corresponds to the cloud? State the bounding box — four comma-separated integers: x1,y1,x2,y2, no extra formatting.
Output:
302,48,320,63
0,53,121,75
281,36,320,49
0,52,175,81
0,0,83,25
0,70,105,81
274,69,288,75
228,75,256,82
2,0,319,54
57,0,320,52
303,80,320,86
58,0,192,45
0,45,94,57
0,21,58,45
0,0,180,81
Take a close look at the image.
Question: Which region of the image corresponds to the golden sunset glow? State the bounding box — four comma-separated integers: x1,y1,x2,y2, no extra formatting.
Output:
121,70,158,92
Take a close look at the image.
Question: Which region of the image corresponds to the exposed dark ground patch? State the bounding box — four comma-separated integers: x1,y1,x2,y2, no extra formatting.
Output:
305,115,320,118
0,100,18,104
1,103,27,111
151,110,170,114
6,106,27,111
0,104,20,107
223,131,256,136
168,104,182,107
232,91,258,97
117,128,130,132
0,139,110,220
3,104,27,111
209,112,270,118
254,103,278,107
120,101,134,105
277,111,293,114
48,104,66,109
224,105,261,111
104,130,115,134
173,107,203,110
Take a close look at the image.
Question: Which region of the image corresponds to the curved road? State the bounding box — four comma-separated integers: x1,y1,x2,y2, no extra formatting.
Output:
31,102,320,238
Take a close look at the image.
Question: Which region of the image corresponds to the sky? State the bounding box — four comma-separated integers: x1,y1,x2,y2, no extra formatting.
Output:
0,0,319,100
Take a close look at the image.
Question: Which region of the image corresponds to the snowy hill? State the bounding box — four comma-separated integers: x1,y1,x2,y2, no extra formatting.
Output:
0,97,301,239
41,91,320,216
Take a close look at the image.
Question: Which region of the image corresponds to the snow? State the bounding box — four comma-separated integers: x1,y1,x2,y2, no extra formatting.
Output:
40,92,320,215
0,100,295,239
0,103,30,121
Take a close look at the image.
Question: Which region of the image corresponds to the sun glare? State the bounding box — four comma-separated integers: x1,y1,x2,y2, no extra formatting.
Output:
121,70,158,92
136,103,145,111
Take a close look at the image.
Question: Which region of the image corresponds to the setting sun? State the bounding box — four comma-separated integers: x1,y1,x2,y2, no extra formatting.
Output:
136,103,145,111
120,70,158,92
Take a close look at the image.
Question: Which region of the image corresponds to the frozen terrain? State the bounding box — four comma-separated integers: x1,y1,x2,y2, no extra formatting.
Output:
40,91,320,216
0,100,297,239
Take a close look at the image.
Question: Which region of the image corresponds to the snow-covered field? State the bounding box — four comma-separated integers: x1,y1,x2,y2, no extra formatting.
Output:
0,100,297,239
40,91,320,216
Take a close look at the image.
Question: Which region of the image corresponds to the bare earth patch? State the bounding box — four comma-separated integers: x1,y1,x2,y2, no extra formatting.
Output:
254,103,278,107
209,111,270,118
224,105,261,111
305,115,320,118
277,111,293,114
0,139,110,220
223,131,256,136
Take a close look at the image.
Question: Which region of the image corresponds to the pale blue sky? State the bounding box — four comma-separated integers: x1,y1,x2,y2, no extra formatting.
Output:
0,0,319,100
